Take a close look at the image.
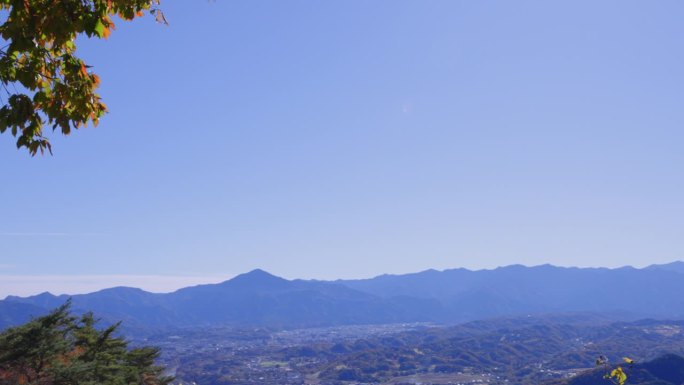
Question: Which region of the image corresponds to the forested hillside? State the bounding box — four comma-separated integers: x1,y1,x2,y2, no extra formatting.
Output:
167,316,684,385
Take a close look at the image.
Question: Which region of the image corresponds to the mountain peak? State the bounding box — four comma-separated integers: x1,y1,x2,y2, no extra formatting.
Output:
226,269,289,289
244,268,276,276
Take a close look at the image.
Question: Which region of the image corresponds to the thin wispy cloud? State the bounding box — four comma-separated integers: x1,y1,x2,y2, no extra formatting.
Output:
0,274,233,298
0,232,106,236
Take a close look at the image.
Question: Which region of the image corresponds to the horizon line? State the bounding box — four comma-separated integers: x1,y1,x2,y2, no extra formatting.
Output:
1,260,680,299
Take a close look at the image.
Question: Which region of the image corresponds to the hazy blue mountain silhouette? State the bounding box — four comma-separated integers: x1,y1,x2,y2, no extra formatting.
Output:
339,264,684,318
1,269,436,332
163,269,435,327
646,261,684,274
0,301,46,329
3,264,684,332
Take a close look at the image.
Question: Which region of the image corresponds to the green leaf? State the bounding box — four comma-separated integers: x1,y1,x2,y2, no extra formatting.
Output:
0,0,164,155
93,20,106,38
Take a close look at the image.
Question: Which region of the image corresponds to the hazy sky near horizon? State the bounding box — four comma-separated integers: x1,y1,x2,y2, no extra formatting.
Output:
2,0,684,297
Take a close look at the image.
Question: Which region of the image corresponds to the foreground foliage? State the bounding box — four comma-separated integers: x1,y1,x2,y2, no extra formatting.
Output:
0,302,172,385
0,0,165,155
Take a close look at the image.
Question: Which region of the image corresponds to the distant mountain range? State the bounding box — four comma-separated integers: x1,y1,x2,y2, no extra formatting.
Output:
2,262,684,333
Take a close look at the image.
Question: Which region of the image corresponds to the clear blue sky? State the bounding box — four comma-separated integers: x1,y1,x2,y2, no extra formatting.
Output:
2,0,684,296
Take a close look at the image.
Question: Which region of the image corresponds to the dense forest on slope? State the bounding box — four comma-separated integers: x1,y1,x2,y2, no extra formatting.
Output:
169,316,684,385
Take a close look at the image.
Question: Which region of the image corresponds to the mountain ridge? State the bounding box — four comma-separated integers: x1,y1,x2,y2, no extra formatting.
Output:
2,262,684,333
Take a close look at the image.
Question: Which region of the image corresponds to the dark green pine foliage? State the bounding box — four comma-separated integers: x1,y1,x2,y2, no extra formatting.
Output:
0,301,172,385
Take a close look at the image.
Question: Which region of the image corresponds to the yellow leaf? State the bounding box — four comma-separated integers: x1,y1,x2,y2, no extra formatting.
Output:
611,367,627,385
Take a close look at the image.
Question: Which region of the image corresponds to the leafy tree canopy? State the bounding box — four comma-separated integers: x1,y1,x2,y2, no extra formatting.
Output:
0,0,166,155
0,301,172,385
